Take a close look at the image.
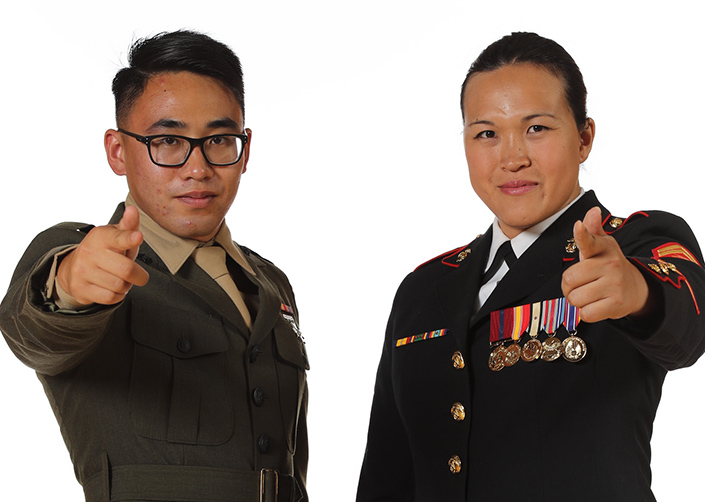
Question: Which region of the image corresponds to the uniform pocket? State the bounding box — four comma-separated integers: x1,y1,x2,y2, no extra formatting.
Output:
129,300,233,445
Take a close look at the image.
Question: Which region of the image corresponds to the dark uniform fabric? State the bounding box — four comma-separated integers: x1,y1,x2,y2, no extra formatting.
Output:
357,191,705,501
1,204,308,502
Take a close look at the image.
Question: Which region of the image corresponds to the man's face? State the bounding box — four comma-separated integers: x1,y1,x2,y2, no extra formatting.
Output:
105,71,250,241
462,63,594,238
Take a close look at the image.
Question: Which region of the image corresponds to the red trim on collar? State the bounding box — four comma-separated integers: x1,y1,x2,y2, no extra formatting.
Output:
603,211,649,235
415,244,470,271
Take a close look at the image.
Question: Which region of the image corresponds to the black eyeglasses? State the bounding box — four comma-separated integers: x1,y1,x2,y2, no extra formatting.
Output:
119,129,248,167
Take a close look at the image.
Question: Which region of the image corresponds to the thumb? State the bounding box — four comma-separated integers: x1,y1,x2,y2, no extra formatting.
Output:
574,206,606,260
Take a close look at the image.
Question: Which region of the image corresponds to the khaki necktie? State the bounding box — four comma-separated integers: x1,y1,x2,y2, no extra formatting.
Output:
191,244,253,330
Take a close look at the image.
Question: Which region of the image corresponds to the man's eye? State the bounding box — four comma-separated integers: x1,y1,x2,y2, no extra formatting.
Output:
475,130,496,139
153,136,183,147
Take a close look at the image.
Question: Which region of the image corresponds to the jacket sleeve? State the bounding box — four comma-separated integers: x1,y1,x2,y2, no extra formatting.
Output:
0,224,118,376
356,287,415,502
610,211,705,370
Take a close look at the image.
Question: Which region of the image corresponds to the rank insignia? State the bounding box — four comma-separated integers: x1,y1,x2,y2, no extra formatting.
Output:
652,242,702,266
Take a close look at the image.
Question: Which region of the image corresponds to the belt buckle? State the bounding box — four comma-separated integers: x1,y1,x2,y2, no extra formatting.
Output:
259,469,279,502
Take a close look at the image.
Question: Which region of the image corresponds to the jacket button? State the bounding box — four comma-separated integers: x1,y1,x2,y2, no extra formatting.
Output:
452,351,465,369
177,338,191,353
252,388,265,406
250,345,262,363
258,434,271,453
450,402,466,421
448,455,462,474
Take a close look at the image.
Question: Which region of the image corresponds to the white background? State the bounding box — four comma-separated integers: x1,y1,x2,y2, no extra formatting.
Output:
1,0,704,500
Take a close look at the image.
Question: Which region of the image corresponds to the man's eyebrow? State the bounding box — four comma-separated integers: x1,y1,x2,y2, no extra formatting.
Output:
146,119,186,132
207,118,242,131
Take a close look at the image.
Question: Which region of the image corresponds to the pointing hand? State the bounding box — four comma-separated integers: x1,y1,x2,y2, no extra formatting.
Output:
56,206,149,306
561,207,651,323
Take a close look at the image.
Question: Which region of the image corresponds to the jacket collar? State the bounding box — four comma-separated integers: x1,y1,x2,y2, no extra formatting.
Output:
110,203,280,344
472,190,606,326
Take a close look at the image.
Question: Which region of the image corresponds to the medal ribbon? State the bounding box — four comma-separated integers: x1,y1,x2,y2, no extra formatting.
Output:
563,301,581,332
490,298,581,344
490,303,532,344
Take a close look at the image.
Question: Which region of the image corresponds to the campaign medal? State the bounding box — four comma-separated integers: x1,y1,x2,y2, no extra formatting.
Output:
541,336,563,361
521,302,542,362
504,343,521,367
562,302,586,362
540,298,564,362
488,343,506,372
489,304,531,370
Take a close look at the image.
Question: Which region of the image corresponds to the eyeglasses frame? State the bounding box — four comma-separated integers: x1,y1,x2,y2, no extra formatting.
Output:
118,129,249,167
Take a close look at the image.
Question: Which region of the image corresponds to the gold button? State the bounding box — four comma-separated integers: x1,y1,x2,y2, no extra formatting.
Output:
609,217,624,228
452,351,465,369
450,402,466,421
448,455,462,474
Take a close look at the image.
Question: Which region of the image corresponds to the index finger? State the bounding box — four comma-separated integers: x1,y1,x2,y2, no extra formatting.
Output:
106,225,144,254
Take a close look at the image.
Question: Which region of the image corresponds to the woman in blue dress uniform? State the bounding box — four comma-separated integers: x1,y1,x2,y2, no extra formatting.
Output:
356,32,705,502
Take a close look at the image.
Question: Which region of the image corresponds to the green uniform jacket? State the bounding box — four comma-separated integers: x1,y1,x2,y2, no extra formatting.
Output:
1,204,309,502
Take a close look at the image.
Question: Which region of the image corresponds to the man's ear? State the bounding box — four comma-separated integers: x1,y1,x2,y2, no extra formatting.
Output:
105,129,127,176
241,127,252,174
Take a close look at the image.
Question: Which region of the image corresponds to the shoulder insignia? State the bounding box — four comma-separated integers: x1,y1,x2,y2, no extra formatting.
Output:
652,242,702,267
602,211,649,235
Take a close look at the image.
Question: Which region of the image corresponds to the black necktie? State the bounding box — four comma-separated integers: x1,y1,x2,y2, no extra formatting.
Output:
481,241,517,285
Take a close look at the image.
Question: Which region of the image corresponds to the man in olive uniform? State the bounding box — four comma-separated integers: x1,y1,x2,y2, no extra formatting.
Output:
0,31,308,502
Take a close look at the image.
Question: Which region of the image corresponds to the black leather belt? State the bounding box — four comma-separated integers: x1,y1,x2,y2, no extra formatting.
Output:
83,460,301,502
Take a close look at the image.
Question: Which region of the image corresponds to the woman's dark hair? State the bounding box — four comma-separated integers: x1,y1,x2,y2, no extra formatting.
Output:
112,30,245,127
460,32,588,129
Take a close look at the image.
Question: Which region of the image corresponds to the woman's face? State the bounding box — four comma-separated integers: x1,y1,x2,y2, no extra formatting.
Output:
462,63,594,238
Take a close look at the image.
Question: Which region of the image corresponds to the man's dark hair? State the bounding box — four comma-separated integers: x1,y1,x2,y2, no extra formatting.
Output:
112,30,245,127
460,32,588,129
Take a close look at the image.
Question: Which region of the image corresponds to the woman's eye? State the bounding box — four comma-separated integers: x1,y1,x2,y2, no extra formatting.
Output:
528,125,548,133
475,130,496,139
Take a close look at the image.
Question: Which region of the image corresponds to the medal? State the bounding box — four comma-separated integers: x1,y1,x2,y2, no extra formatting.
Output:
521,338,542,362
541,336,562,361
504,343,521,366
489,304,531,370
539,298,565,362
561,301,586,362
489,344,506,371
562,335,587,362
521,302,542,362
489,297,585,368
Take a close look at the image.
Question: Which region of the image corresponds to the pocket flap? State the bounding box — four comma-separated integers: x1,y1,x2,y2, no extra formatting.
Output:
274,318,309,370
131,300,228,358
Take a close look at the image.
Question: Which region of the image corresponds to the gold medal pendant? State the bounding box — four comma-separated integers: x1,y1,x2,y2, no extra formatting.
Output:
489,344,506,371
504,343,521,367
521,338,542,362
541,336,563,361
562,333,587,362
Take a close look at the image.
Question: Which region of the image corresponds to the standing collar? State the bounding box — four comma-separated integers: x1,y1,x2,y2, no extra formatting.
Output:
125,193,255,276
485,188,586,272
